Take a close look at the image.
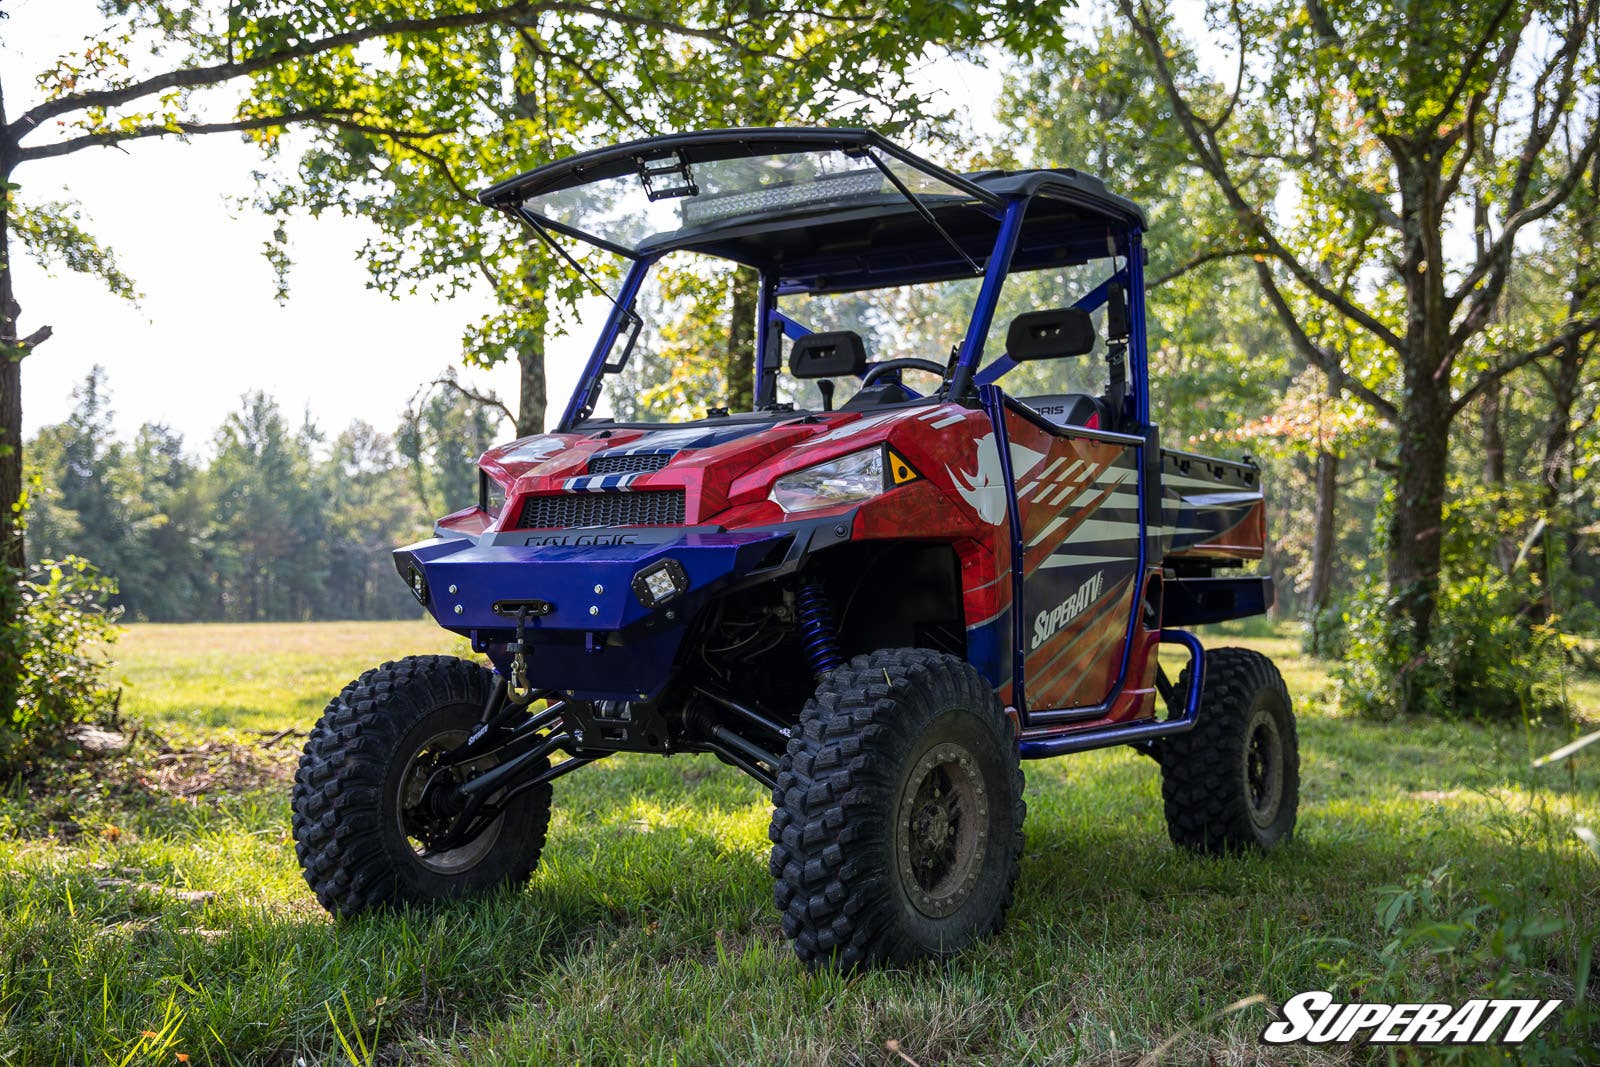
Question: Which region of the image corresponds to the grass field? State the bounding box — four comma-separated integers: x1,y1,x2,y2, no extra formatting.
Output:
2,621,1597,1064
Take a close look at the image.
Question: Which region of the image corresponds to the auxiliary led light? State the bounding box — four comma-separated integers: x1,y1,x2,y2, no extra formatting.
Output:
633,559,689,607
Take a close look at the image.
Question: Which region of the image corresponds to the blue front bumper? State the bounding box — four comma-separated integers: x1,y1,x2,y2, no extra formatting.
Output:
395,530,788,701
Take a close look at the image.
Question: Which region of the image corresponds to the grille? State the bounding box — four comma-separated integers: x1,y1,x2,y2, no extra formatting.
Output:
518,490,686,529
587,452,672,476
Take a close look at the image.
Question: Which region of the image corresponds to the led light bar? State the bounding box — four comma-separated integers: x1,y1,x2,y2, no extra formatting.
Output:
680,169,886,228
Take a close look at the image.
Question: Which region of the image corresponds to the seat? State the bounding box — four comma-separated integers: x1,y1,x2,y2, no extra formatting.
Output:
839,381,916,408
1016,393,1103,430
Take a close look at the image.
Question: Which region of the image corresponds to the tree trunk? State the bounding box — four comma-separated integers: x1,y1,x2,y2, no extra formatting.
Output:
1306,367,1341,652
1542,338,1584,513
516,329,546,437
513,254,549,437
1536,332,1590,614
1481,384,1514,574
725,266,758,411
1,164,21,575
1308,441,1339,648
0,137,25,720
1386,148,1452,704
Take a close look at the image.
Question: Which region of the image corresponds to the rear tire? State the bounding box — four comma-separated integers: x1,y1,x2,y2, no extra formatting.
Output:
292,655,552,916
768,649,1025,970
1157,647,1298,854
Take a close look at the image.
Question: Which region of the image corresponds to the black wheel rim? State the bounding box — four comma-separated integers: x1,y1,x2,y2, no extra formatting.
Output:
397,728,506,873
894,741,989,919
1243,707,1284,828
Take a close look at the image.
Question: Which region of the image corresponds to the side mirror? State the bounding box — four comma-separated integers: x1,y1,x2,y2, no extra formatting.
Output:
1106,284,1129,341
1006,307,1097,362
790,330,867,379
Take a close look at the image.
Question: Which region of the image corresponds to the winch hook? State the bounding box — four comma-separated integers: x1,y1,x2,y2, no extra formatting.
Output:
507,606,536,704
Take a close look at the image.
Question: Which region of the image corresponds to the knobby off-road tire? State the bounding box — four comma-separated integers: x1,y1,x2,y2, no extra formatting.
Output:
769,649,1025,970
1157,647,1298,855
292,655,552,916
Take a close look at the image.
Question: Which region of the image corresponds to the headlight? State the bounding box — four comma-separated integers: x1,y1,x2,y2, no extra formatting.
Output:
480,469,508,515
770,447,887,513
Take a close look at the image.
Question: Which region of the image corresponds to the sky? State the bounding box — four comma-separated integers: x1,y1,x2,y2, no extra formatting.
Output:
3,1,1208,451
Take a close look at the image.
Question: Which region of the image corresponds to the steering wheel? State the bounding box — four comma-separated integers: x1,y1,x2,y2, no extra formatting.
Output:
859,357,946,388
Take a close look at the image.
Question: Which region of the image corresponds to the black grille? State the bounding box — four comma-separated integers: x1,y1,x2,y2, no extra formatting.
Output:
587,452,672,476
518,490,686,529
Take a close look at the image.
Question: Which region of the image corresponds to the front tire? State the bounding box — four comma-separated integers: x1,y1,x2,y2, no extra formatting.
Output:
292,655,552,916
1157,647,1298,854
768,649,1025,970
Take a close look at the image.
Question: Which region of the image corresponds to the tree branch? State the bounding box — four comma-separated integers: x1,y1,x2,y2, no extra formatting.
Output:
432,377,515,428
1147,247,1261,289
1251,258,1399,420
1119,0,1407,354
515,27,650,138
13,108,453,162
1450,310,1600,417
7,2,738,141
1203,0,1248,135
1432,0,1521,132
1447,1,1598,319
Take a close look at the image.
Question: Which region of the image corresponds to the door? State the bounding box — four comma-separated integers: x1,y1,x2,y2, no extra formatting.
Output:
1001,396,1144,713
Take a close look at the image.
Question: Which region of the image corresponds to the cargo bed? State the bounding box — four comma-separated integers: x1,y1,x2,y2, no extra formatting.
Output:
1158,448,1265,566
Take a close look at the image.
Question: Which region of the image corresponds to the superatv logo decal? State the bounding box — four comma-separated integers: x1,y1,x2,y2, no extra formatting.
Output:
1262,991,1561,1046
948,433,1046,526
1031,570,1104,649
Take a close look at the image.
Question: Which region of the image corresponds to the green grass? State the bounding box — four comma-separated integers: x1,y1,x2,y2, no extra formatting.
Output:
2,621,1597,1064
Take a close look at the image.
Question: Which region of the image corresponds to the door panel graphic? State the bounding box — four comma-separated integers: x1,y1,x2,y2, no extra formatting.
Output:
1002,407,1142,711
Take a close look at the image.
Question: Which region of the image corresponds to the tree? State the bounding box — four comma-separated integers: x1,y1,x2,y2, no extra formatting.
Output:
321,420,428,619
108,423,209,621
397,372,503,517
26,370,436,622
206,393,322,620
1114,0,1600,707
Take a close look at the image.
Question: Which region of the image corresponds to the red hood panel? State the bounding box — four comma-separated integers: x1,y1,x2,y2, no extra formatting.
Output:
478,404,983,530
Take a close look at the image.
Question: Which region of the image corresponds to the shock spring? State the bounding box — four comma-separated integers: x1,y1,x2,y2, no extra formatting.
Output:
796,581,844,677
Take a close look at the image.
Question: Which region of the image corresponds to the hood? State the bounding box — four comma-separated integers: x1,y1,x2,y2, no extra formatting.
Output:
477,404,966,531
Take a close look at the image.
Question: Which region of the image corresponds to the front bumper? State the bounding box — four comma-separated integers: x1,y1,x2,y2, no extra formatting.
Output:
395,527,809,701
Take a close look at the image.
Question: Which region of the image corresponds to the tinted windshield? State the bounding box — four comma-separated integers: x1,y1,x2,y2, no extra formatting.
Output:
582,254,1122,424
520,148,974,255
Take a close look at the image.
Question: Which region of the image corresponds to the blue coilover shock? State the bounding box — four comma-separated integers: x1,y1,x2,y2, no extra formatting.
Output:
795,581,844,677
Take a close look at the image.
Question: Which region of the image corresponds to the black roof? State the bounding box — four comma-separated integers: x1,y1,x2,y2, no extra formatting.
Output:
480,128,1145,287
964,168,1144,228
481,127,1144,228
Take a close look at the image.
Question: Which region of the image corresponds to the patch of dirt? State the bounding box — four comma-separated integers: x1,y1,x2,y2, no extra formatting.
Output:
139,739,296,798
6,728,300,841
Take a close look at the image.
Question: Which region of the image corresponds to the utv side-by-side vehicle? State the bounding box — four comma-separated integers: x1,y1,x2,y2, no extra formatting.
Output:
292,128,1297,969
